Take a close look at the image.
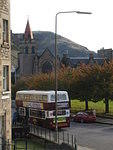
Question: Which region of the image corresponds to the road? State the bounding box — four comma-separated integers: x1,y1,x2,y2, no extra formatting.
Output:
63,122,113,150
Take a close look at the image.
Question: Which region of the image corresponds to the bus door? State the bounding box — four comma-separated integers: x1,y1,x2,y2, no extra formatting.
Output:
25,107,29,124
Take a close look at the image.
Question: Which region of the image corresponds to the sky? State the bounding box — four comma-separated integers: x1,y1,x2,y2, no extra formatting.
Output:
10,0,113,52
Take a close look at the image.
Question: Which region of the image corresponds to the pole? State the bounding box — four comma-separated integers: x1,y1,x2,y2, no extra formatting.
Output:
54,10,92,131
55,13,58,131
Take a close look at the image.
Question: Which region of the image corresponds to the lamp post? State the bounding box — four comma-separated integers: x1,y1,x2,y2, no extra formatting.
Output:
55,10,92,131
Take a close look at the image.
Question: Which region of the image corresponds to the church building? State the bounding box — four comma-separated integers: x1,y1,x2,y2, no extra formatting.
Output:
16,20,112,79
18,20,60,77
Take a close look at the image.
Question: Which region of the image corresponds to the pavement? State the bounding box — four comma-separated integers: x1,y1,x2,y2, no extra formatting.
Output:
77,116,113,150
78,146,94,150
96,116,113,125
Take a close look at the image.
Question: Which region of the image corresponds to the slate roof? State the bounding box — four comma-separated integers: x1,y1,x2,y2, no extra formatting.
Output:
62,56,105,68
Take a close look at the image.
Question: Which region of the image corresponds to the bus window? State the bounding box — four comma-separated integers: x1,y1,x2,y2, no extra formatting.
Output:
39,95,42,101
42,95,47,101
35,95,38,100
51,94,67,101
19,107,26,116
37,110,45,118
58,94,66,101
51,94,55,101
30,109,37,118
30,109,45,119
42,111,45,118
61,94,66,100
53,110,66,116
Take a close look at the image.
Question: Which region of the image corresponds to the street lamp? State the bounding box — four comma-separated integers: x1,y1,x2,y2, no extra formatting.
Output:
55,10,92,131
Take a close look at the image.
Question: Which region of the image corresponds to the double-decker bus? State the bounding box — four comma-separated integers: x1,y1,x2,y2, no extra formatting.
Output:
16,90,70,129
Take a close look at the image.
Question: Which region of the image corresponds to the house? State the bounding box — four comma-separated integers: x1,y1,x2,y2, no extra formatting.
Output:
97,48,113,61
61,53,105,67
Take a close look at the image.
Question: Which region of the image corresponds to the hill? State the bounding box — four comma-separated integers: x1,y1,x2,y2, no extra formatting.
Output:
11,31,97,67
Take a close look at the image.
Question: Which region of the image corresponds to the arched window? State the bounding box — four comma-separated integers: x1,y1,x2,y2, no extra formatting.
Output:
42,61,52,73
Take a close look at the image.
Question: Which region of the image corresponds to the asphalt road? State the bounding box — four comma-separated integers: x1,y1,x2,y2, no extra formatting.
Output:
63,122,113,150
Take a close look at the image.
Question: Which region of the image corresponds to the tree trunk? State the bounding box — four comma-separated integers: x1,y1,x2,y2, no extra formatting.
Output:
105,97,109,113
85,97,88,111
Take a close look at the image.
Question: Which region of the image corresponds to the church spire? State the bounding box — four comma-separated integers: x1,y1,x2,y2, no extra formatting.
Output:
24,19,33,41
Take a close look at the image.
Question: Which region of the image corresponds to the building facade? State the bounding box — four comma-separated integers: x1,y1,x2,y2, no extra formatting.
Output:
61,53,105,68
16,21,112,78
0,0,11,148
18,20,60,77
97,48,113,61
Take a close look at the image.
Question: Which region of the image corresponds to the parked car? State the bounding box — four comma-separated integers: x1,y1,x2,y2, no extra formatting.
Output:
74,110,96,123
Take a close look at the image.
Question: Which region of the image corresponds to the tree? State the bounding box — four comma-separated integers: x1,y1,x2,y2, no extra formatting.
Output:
12,61,113,114
72,64,95,110
11,77,29,99
92,61,113,113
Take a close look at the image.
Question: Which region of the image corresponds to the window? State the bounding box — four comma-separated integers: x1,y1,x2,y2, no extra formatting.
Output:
59,94,67,101
42,95,47,101
50,94,67,101
51,94,55,101
3,66,9,91
53,110,66,116
30,109,37,118
19,107,26,116
29,109,45,119
3,19,8,43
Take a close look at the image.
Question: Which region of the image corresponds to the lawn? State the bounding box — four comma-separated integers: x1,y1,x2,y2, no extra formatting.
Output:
71,99,113,115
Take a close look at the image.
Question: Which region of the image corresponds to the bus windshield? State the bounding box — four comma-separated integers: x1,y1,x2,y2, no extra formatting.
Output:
50,94,67,101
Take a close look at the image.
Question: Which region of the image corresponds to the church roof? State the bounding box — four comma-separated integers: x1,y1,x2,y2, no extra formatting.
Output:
24,19,33,41
69,57,105,67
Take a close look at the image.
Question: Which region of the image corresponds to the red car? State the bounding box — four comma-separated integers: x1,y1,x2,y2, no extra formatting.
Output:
74,111,96,123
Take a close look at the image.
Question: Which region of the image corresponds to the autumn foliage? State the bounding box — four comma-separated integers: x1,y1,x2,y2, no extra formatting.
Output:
12,61,113,113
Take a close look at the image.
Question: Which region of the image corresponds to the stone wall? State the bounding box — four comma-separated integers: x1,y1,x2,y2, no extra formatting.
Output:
0,0,11,147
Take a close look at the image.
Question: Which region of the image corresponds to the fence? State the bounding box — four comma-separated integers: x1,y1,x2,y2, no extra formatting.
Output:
0,137,44,150
30,124,77,149
0,126,77,150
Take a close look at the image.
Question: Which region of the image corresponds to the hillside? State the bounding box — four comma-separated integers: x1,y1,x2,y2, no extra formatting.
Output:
11,31,97,67
33,31,95,57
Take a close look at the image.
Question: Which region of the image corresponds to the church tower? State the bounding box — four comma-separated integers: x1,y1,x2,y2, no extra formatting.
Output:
18,19,38,76
0,0,12,148
24,19,35,54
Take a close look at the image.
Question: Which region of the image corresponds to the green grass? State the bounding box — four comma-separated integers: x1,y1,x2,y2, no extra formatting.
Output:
71,99,113,115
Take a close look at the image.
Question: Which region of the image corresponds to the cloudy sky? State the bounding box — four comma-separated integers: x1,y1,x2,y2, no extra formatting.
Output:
10,0,113,52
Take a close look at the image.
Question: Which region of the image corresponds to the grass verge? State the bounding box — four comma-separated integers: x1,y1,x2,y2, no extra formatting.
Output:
71,99,113,115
